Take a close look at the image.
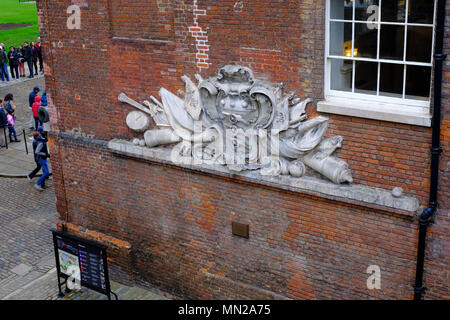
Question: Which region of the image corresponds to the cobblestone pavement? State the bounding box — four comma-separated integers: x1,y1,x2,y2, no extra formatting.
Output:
0,178,170,300
0,176,58,295
0,177,57,281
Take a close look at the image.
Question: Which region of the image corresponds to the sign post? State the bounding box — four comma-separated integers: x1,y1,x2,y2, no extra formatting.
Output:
51,229,115,300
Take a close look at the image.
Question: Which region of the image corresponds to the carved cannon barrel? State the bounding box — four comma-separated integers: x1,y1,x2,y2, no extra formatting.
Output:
144,129,181,148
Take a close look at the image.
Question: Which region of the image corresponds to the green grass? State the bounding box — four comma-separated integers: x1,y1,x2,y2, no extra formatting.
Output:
0,0,40,49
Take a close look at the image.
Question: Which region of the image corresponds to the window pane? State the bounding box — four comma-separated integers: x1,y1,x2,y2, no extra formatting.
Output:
330,59,353,92
330,22,353,56
355,61,377,95
380,63,404,98
330,0,353,20
405,66,431,100
409,0,435,24
380,25,405,60
406,26,433,62
381,0,406,22
355,22,378,58
355,0,380,21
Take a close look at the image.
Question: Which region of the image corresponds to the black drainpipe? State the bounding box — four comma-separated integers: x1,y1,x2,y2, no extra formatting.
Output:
413,0,447,301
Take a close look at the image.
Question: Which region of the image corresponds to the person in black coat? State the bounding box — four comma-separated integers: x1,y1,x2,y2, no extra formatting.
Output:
0,101,8,149
31,42,38,76
24,42,33,78
28,130,49,187
8,47,19,80
0,99,7,127
36,37,43,73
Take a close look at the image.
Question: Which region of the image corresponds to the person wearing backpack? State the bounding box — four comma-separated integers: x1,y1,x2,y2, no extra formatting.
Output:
34,128,50,191
29,86,40,129
3,93,16,115
6,109,20,143
32,95,42,130
28,130,48,185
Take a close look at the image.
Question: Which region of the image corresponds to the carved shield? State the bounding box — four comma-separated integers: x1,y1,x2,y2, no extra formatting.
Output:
199,66,276,130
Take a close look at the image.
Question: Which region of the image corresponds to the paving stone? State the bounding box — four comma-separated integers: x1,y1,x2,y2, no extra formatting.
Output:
10,264,32,276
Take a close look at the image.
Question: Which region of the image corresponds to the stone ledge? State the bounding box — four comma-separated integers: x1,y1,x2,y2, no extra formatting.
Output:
107,139,420,215
318,98,431,127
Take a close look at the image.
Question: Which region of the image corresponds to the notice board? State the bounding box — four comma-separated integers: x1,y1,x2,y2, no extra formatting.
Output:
52,229,112,299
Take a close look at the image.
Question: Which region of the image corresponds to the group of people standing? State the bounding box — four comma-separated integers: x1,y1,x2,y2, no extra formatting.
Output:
0,86,48,147
0,87,50,191
0,38,43,82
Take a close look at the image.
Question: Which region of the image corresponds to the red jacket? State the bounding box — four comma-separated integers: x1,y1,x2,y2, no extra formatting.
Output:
32,96,41,118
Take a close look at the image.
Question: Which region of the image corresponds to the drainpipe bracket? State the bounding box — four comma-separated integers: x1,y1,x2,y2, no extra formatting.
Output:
431,147,443,155
419,207,436,225
434,53,447,61
413,285,427,300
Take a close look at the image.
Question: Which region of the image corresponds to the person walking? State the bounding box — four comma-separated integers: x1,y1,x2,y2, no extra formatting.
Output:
0,45,10,82
28,129,49,186
17,45,26,78
29,86,40,129
32,95,42,130
31,42,38,76
28,131,42,182
24,42,33,78
7,47,19,81
34,128,50,191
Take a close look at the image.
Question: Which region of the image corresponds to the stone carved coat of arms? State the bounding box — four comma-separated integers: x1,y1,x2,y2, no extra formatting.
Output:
118,65,353,184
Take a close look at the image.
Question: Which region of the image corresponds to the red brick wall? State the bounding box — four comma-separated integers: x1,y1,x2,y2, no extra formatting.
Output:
36,0,449,299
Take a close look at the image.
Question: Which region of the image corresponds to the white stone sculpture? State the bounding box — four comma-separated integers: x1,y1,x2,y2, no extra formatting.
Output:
117,65,353,184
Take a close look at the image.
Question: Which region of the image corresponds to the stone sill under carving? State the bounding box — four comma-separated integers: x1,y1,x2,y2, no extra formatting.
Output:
318,98,431,127
108,139,420,214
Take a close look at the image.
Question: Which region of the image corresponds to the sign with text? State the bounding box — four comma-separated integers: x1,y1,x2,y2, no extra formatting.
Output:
52,229,112,299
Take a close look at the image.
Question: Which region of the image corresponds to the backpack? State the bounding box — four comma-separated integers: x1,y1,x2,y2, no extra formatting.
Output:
5,101,12,114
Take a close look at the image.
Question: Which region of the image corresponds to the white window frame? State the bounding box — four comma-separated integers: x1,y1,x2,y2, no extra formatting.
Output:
322,0,438,125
